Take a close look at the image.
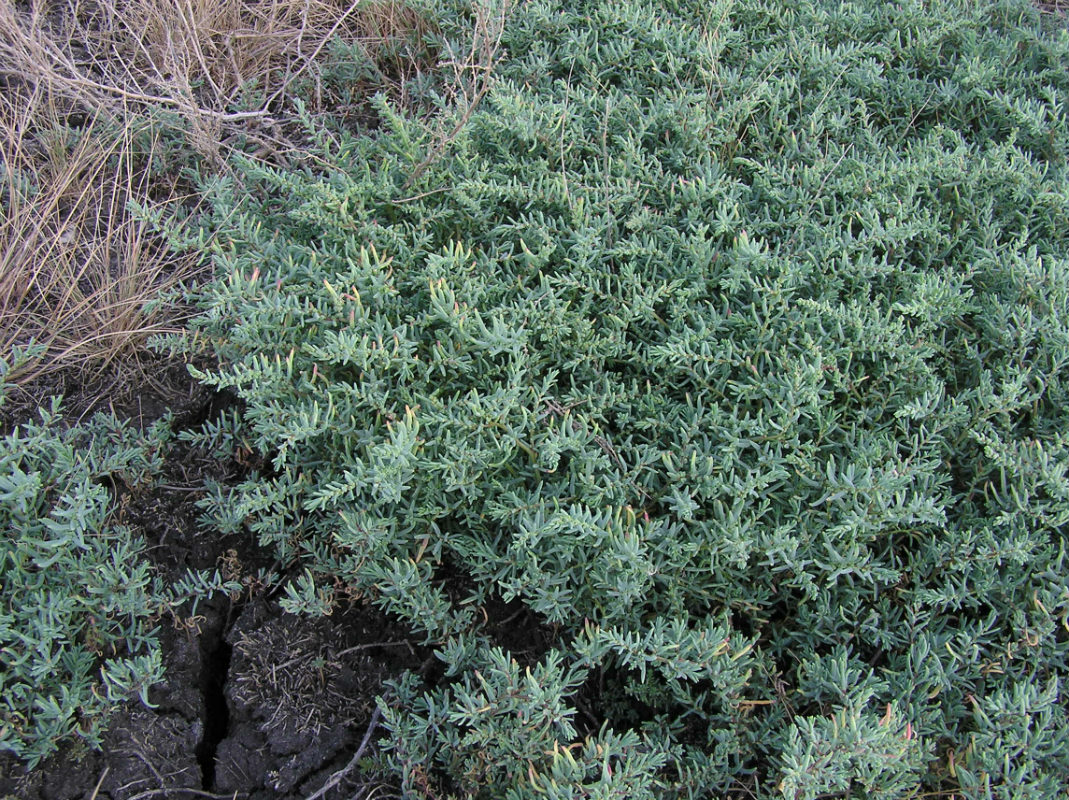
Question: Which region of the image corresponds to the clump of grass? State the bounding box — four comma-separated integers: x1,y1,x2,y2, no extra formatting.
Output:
0,87,201,387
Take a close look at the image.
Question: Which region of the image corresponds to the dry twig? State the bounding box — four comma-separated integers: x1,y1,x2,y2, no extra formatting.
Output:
304,706,384,800
404,0,515,189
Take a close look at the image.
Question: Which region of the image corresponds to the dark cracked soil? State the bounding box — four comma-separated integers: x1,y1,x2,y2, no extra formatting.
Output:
0,369,424,800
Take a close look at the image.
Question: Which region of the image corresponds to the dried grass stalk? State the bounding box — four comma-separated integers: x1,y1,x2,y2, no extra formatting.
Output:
0,86,200,385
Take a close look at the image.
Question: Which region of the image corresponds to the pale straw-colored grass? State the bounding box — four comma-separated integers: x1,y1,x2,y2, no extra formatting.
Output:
0,86,199,385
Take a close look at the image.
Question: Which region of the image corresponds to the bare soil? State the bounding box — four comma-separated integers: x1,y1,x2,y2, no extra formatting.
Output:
0,367,424,800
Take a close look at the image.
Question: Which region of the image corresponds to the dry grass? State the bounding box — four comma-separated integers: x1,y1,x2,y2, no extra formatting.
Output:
0,0,435,389
0,0,437,159
0,87,201,387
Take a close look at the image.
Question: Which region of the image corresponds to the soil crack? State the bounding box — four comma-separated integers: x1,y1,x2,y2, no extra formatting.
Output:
194,597,234,789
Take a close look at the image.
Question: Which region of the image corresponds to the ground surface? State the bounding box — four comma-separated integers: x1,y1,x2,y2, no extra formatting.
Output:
5,1,1069,796
0,365,424,800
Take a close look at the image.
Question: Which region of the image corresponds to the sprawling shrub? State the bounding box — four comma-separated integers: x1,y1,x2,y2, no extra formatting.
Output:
172,0,1069,796
0,347,233,767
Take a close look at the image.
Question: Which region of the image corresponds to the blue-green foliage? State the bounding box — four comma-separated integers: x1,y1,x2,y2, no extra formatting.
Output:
173,0,1069,796
0,347,236,767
